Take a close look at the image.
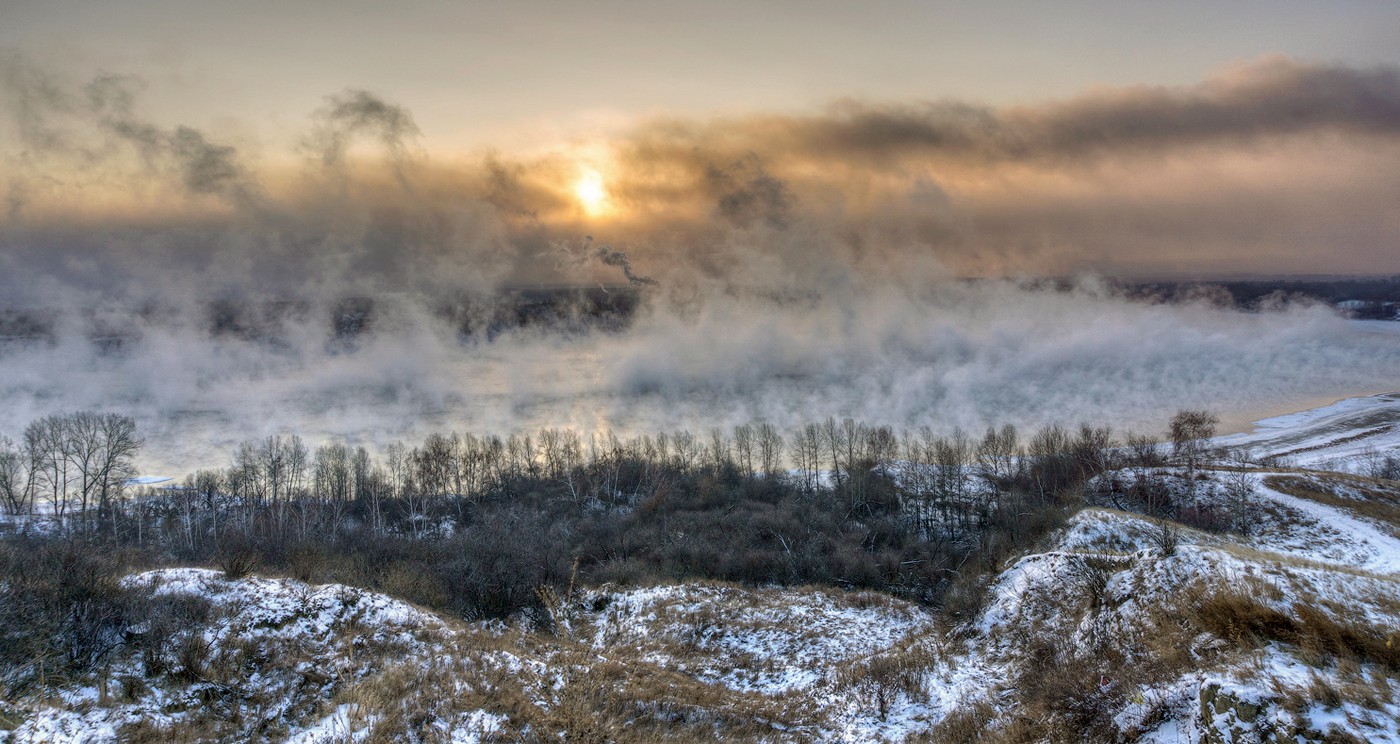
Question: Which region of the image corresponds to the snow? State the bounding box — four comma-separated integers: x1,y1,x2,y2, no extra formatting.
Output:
126,568,448,641
1249,477,1400,576
285,704,372,744
954,390,1400,740
5,393,1400,742
1218,391,1400,472
4,569,462,744
578,583,933,695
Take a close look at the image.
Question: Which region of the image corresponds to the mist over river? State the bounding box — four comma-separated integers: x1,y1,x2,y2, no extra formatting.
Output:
2,283,1397,476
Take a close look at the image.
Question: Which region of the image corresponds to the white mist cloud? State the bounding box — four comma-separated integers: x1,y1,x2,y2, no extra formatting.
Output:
3,54,1400,474
0,280,1396,475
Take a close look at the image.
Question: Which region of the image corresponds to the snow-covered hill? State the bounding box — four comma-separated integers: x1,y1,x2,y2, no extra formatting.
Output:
5,395,1399,742
1219,392,1400,474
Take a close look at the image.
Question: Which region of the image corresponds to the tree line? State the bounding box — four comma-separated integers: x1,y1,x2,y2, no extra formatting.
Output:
0,411,142,528
0,408,1238,622
130,418,1141,543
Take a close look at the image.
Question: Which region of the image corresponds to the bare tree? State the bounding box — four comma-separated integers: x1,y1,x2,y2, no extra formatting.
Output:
706,428,731,474
386,441,408,498
258,434,288,505
1219,447,1259,534
25,415,69,520
285,435,309,497
672,430,699,473
314,442,352,502
1124,431,1164,467
15,412,140,528
976,424,1020,490
792,423,823,493
415,434,455,498
1169,410,1219,472
311,442,352,534
0,435,28,515
90,412,141,521
733,424,756,475
821,417,844,489
933,428,973,535
756,422,784,477
231,440,265,507
1072,425,1116,480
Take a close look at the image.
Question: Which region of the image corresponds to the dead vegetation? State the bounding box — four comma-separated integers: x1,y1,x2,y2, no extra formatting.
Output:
6,404,1400,741
1184,585,1400,673
922,552,1400,744
832,635,939,721
1265,473,1400,537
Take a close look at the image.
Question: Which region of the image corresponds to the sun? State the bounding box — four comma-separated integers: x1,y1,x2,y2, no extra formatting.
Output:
573,169,608,216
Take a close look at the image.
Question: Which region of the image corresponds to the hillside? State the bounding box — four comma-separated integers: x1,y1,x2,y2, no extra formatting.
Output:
3,396,1400,742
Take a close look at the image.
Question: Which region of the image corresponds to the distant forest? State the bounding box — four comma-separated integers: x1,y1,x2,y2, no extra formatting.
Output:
2,277,1396,349
1122,275,1400,316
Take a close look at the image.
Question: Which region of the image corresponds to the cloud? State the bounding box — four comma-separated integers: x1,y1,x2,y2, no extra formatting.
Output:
5,53,1400,289
1,52,1399,476
0,273,1396,476
306,89,422,189
667,56,1400,165
705,156,793,228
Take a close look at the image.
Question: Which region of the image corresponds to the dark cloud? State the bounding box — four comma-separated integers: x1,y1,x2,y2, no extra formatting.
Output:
594,243,656,286
2,62,264,213
759,57,1400,164
1014,57,1400,158
5,182,24,219
0,51,76,152
307,89,421,188
3,53,1400,299
0,58,525,299
706,156,793,228
589,57,1400,277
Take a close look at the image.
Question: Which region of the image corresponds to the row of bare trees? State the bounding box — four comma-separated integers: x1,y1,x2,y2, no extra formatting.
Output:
0,412,142,526
1,408,1226,550
0,409,1237,628
129,414,1171,549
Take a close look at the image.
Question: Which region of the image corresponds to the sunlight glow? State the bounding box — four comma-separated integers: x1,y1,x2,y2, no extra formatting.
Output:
574,169,608,216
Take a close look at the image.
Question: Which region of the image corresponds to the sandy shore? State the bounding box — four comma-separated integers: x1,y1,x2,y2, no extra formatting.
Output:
1216,389,1399,436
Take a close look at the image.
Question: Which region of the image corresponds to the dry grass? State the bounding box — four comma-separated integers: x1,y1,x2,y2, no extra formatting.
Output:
1211,541,1400,586
0,704,26,732
1265,473,1400,537
1187,588,1400,672
832,634,938,721
101,577,840,743
917,699,996,742
329,632,821,743
939,560,1400,744
1264,426,1396,461
216,549,260,581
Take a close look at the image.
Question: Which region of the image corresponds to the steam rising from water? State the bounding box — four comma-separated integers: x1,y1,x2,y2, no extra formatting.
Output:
1,283,1396,475
4,54,1400,474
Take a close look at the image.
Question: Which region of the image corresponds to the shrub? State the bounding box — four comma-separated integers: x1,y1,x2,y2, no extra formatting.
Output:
1065,555,1126,610
217,549,260,580
0,537,135,694
1189,586,1400,671
834,638,936,721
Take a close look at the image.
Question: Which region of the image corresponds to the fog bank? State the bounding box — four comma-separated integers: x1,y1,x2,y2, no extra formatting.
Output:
1,282,1396,475
4,53,1400,474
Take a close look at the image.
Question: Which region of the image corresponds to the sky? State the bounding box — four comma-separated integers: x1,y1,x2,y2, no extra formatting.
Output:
4,1,1400,465
2,0,1400,282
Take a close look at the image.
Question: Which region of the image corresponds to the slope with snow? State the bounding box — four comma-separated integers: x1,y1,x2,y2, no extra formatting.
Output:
1219,392,1400,472
5,395,1400,742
